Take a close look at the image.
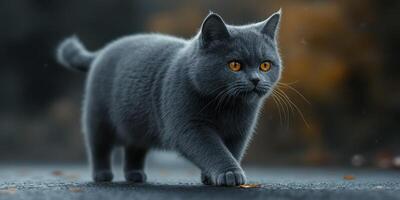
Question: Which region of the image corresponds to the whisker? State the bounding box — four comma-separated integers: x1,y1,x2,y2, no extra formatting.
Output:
277,80,299,86
272,90,291,129
274,89,296,117
271,93,284,127
197,84,234,115
277,82,311,105
274,87,310,128
215,83,241,113
214,86,232,113
264,83,287,126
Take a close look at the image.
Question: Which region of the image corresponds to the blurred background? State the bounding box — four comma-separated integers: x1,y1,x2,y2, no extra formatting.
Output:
0,0,399,169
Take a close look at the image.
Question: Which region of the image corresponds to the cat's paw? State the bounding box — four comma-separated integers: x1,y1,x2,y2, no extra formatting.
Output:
125,170,147,183
211,169,246,186
93,170,113,182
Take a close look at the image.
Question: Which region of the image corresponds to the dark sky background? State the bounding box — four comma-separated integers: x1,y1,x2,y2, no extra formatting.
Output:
0,0,399,168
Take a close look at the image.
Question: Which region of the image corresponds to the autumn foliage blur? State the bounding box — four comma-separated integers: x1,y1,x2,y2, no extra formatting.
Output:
0,0,399,167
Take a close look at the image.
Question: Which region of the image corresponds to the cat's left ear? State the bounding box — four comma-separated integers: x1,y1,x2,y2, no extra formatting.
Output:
260,9,282,40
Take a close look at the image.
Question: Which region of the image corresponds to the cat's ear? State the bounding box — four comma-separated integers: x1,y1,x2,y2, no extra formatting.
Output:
200,12,230,46
260,9,282,40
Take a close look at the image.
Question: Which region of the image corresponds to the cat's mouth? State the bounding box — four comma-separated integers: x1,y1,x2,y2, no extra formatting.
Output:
252,88,266,96
229,86,269,99
244,87,268,97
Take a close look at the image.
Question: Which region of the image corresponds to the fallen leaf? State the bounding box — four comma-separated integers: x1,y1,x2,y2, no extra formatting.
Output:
239,184,261,188
0,187,17,194
69,187,83,193
343,175,355,180
52,170,63,176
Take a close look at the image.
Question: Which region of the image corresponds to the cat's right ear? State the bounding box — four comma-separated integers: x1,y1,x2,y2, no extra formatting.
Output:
259,9,282,40
200,12,230,47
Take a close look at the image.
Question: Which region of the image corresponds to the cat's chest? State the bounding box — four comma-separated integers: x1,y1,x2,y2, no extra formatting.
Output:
214,107,258,136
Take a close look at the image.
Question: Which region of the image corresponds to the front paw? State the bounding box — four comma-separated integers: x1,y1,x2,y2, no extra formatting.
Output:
206,168,247,186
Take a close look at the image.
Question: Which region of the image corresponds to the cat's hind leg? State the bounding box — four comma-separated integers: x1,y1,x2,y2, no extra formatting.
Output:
123,146,148,182
85,113,115,182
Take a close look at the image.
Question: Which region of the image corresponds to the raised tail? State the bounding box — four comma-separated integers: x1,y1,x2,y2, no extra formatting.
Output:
56,36,96,72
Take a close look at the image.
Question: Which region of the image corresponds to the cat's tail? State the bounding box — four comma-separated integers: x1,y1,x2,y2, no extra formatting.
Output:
56,36,96,72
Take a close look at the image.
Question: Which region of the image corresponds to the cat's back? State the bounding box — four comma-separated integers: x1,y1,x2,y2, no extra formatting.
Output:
104,34,187,58
88,33,187,95
99,34,187,74
92,33,187,91
106,33,187,96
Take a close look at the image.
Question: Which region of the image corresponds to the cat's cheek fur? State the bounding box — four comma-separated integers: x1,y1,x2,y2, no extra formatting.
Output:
56,11,282,186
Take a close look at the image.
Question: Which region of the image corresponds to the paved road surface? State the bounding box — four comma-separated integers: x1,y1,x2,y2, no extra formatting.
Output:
0,164,399,200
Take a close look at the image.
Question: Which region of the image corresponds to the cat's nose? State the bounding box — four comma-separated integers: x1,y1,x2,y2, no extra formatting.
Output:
250,78,260,86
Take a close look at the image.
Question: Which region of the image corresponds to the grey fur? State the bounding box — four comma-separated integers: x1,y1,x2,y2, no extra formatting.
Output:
56,10,282,186
56,36,96,72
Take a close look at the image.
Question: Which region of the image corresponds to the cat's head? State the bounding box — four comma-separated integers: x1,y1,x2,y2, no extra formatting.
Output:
189,10,282,102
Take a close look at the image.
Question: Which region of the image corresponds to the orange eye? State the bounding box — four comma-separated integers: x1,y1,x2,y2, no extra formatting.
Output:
228,61,241,72
260,61,272,72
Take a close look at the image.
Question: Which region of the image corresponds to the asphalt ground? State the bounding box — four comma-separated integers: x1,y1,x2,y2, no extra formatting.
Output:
0,163,399,200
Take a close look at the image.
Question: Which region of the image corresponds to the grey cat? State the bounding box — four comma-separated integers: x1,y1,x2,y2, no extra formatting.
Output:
56,10,282,186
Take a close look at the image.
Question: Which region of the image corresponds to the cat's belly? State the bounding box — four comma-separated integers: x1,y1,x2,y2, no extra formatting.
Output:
111,83,163,147
114,115,162,147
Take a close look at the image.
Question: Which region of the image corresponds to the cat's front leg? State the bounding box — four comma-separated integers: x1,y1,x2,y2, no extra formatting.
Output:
176,127,246,186
224,136,250,164
202,136,249,185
